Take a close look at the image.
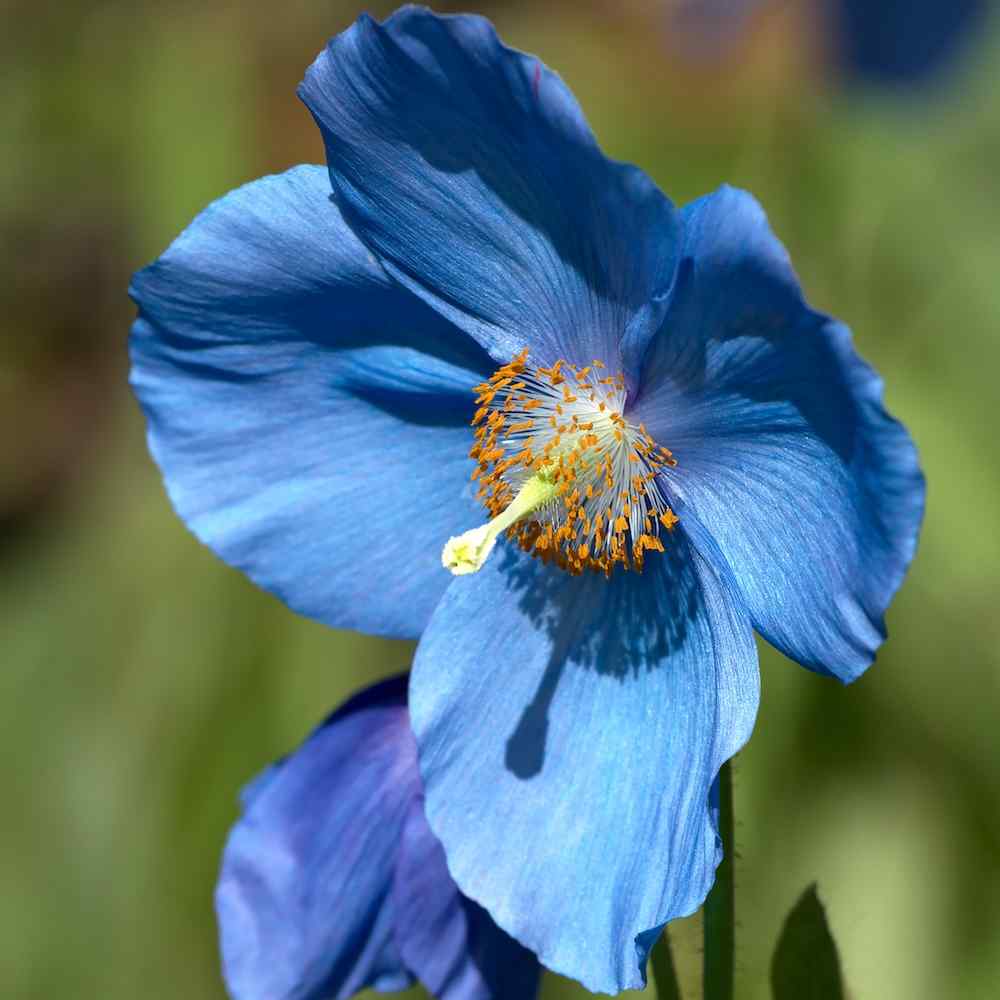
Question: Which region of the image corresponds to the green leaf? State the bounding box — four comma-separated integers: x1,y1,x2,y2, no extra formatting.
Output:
771,885,845,1000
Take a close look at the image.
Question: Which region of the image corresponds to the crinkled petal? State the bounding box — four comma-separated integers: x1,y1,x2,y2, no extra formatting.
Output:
394,799,541,1000
215,675,417,1000
632,186,924,682
299,7,679,374
409,533,759,994
130,166,493,639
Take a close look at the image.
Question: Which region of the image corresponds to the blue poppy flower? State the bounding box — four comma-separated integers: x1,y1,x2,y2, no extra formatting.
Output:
129,6,924,994
217,673,540,1000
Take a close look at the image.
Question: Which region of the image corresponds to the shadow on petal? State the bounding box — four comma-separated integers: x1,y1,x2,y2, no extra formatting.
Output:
494,535,701,778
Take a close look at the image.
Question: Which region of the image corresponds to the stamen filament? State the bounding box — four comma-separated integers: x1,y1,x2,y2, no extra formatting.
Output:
447,349,678,576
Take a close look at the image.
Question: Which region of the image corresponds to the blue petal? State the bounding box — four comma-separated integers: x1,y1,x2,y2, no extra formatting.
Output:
409,535,759,994
632,186,925,683
299,7,679,375
215,675,417,1000
394,799,541,1000
130,166,493,639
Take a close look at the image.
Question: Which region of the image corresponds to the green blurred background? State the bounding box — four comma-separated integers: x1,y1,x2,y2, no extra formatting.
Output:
2,1,998,998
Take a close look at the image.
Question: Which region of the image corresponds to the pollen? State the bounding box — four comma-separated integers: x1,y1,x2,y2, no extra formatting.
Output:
456,348,679,576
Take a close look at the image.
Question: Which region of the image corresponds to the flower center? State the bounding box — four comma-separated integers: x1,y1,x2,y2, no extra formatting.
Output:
441,349,679,576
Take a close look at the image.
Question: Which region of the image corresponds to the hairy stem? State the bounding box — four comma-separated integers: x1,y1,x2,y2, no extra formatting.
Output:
703,760,734,1000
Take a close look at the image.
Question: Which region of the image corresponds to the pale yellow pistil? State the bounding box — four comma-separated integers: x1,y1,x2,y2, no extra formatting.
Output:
442,473,558,575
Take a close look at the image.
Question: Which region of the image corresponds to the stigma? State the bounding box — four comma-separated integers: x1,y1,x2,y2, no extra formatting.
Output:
442,349,679,577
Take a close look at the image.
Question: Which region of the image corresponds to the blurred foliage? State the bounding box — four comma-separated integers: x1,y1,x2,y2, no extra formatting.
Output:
2,2,998,999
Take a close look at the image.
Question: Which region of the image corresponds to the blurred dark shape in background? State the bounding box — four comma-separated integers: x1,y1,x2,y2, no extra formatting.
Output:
670,0,765,58
1,213,124,553
2,2,998,999
835,0,986,87
668,0,990,91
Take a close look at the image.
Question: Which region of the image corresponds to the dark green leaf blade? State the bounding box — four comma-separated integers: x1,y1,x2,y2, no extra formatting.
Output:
771,884,845,1000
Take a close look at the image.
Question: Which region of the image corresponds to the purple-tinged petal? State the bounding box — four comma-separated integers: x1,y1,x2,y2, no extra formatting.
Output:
216,673,540,1000
394,799,541,1000
215,676,416,1000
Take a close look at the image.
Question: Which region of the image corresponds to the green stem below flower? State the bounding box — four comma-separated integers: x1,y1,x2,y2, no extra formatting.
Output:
703,759,734,1000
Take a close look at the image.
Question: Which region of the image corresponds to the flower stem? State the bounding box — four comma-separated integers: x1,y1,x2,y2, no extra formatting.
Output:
703,760,734,1000
650,929,682,1000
